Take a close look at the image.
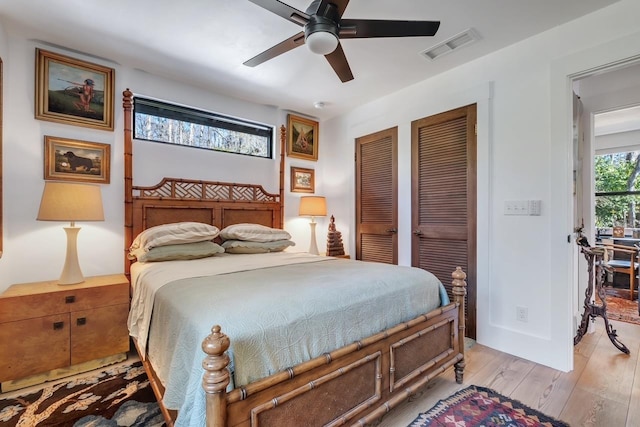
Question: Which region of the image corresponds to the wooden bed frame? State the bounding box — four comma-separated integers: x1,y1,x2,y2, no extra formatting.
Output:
122,89,466,427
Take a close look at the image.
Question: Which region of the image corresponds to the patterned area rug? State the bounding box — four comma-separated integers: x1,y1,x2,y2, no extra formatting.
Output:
604,295,640,325
408,385,569,427
602,288,640,326
0,360,165,427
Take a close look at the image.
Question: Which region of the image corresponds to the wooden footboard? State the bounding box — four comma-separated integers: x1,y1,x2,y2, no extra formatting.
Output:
201,267,467,427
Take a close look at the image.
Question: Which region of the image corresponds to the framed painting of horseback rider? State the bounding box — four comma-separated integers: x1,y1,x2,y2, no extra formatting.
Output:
35,48,114,131
287,114,318,161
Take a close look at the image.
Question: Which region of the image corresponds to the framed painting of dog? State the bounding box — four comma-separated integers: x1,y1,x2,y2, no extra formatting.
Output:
35,49,114,131
287,114,318,161
44,136,111,184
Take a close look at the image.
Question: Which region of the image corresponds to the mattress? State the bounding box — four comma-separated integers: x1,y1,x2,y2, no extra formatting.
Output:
127,252,447,427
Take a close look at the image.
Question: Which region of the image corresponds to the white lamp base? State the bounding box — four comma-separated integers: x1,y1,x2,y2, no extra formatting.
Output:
308,221,319,255
59,226,84,285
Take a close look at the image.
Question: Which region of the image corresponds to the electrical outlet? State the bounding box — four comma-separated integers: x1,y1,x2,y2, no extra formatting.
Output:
516,306,528,322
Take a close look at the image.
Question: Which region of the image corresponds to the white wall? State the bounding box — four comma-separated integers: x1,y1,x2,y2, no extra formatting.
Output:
0,15,8,259
0,22,321,291
320,0,640,371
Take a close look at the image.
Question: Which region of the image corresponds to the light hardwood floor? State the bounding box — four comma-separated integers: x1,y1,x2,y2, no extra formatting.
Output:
376,319,640,427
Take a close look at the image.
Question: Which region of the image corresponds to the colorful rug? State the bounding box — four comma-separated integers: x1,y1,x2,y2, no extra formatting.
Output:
0,360,165,427
408,385,569,427
597,289,640,326
604,295,640,325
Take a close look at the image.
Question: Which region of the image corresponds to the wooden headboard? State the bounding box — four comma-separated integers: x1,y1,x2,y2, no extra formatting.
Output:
122,89,286,275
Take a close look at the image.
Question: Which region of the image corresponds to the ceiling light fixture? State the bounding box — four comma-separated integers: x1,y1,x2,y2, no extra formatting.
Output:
306,30,338,55
313,101,325,109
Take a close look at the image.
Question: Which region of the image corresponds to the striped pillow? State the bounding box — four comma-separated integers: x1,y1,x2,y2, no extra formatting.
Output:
129,222,220,253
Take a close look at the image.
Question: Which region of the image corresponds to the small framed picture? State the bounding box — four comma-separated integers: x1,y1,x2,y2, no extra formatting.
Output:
35,49,115,131
291,166,314,193
44,136,111,184
287,114,318,161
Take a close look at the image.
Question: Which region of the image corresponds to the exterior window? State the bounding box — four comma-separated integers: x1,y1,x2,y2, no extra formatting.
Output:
133,97,272,158
595,151,640,228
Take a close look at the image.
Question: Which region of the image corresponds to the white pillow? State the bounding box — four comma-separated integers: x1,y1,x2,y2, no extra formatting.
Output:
219,223,291,242
129,222,220,253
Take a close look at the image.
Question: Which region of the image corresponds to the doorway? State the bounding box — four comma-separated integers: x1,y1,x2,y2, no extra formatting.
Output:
572,61,640,327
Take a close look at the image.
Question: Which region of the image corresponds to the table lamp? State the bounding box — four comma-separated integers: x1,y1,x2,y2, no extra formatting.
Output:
37,181,104,285
299,196,327,255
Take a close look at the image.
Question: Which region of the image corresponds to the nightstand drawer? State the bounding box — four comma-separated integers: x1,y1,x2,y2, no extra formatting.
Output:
72,283,129,311
0,293,70,323
0,314,70,382
0,275,129,323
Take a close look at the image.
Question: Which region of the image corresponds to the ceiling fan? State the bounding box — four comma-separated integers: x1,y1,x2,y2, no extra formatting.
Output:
244,0,440,83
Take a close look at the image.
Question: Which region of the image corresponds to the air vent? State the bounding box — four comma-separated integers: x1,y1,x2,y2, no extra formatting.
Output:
420,28,480,61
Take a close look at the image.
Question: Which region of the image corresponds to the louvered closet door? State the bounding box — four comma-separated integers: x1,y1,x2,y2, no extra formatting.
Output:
411,105,477,338
356,127,398,264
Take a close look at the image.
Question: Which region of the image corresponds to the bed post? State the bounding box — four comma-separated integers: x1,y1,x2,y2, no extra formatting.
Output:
202,325,231,427
452,266,467,383
123,89,134,277
279,124,285,228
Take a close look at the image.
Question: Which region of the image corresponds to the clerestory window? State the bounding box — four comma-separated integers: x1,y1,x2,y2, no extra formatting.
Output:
133,97,273,158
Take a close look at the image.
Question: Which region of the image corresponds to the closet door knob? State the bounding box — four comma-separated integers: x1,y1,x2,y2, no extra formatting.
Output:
413,230,423,236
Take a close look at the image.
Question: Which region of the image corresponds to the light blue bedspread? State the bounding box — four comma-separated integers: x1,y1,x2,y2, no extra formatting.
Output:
137,253,447,427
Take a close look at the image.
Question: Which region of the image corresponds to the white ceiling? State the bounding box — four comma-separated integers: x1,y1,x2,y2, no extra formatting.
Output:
0,0,620,120
595,105,640,136
575,62,640,136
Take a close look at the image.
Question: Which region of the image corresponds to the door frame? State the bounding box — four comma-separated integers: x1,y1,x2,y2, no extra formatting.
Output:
550,36,640,371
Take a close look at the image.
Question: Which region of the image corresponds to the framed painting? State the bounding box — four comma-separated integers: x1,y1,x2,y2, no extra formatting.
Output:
44,136,111,184
291,166,314,193
35,49,114,131
287,114,318,161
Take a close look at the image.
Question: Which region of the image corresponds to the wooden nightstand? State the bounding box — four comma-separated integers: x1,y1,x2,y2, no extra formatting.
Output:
0,274,130,391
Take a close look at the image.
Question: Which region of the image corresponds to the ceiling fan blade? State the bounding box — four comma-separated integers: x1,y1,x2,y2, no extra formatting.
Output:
313,0,351,19
244,31,306,67
339,19,440,39
325,42,354,83
247,0,310,26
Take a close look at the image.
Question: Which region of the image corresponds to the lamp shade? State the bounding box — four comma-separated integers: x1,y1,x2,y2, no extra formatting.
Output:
37,182,104,222
299,196,327,217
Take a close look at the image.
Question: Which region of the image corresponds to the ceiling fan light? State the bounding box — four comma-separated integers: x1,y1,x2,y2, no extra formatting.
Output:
306,31,338,55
